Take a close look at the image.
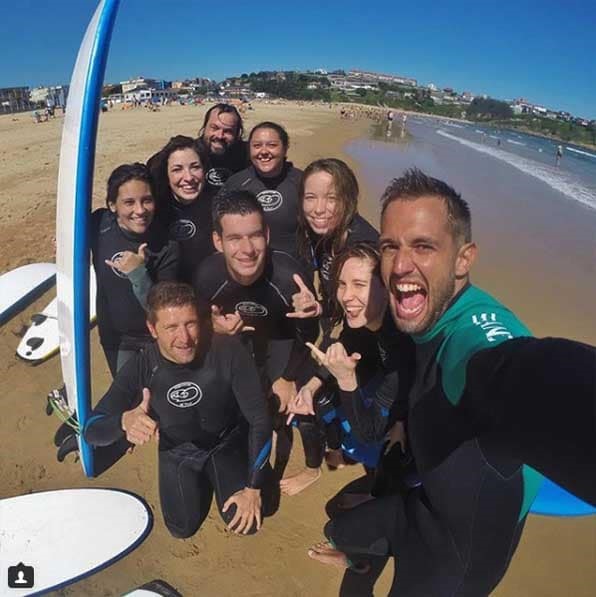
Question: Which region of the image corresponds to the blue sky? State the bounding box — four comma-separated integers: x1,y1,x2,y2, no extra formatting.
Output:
2,0,595,118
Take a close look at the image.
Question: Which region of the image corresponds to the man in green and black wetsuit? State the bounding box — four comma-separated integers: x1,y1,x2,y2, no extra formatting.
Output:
311,168,595,595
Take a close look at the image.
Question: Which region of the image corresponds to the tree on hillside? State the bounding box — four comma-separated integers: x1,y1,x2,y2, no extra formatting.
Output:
467,97,513,120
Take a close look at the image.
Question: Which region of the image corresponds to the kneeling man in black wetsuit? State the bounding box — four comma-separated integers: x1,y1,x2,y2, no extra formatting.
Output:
193,189,325,496
84,281,274,537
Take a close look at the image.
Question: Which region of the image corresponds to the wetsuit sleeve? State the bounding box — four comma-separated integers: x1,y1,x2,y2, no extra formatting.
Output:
229,340,273,489
152,240,180,282
281,264,320,381
83,354,144,446
127,264,152,310
336,373,397,444
463,337,596,507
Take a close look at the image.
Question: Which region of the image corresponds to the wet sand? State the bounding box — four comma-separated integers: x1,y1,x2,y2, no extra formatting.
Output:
0,103,594,596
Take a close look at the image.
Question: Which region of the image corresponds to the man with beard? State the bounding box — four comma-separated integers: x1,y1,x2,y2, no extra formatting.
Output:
297,168,595,595
84,282,275,537
197,103,248,192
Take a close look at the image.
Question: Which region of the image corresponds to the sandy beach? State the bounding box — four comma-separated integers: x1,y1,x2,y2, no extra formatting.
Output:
0,102,594,596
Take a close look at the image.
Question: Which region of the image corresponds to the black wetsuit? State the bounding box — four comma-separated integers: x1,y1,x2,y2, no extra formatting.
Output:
84,334,274,537
220,163,302,257
198,139,248,194
326,285,552,595
314,312,415,471
193,249,324,468
162,190,215,283
91,208,179,376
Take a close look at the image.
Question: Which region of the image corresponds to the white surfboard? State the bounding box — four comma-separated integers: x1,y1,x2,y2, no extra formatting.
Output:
0,488,152,595
17,269,97,363
0,263,56,325
123,579,182,596
56,0,121,476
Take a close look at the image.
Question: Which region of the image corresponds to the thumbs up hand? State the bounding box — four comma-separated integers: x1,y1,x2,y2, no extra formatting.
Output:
121,387,159,445
287,273,322,319
105,243,148,275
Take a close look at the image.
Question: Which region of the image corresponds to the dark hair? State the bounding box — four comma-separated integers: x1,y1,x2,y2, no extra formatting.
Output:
106,163,154,208
380,168,472,243
147,281,198,324
147,135,210,206
329,242,382,325
248,121,290,150
297,158,359,260
212,189,265,235
198,103,244,141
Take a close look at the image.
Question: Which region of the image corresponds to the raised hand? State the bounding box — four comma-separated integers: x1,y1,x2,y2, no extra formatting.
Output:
211,305,255,335
287,273,322,319
271,377,296,413
306,342,360,391
105,243,147,275
121,387,158,446
286,384,316,425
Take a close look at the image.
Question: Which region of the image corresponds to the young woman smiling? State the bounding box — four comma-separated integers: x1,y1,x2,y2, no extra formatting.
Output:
92,163,179,376
220,122,302,258
148,135,214,282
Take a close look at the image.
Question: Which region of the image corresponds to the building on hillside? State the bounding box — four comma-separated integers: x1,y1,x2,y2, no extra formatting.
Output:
0,87,33,113
108,87,177,104
349,69,417,87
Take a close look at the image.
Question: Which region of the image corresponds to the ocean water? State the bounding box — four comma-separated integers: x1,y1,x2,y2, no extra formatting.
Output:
413,118,596,212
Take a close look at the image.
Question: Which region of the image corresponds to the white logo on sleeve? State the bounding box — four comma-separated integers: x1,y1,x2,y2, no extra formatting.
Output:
257,189,283,212
167,382,203,408
109,251,128,278
472,313,514,342
235,301,268,317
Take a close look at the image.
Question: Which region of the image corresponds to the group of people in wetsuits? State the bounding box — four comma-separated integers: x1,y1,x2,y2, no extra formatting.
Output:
80,102,595,595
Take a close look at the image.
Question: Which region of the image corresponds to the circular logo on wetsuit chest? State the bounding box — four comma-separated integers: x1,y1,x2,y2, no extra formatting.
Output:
108,251,129,279
235,301,268,317
167,381,203,408
256,189,283,212
169,218,197,240
206,167,232,186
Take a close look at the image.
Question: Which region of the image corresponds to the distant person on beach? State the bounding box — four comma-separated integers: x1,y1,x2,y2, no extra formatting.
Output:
219,121,302,258
556,144,563,166
197,103,248,192
148,135,215,282
91,163,179,377
84,282,276,537
297,168,595,594
193,190,322,496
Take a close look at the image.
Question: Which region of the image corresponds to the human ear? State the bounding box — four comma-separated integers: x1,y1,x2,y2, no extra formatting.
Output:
212,231,223,253
455,242,477,278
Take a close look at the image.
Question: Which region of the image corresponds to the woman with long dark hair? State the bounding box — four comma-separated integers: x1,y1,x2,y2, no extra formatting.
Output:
92,162,179,376
148,135,214,282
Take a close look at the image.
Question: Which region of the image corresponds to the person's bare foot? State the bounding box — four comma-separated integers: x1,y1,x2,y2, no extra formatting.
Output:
280,467,321,496
325,449,346,470
307,541,370,574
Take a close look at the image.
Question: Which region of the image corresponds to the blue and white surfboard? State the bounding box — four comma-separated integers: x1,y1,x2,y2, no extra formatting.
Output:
56,0,121,476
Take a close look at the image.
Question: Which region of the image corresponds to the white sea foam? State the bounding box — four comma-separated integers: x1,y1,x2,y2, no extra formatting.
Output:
507,139,526,146
566,146,596,160
436,129,596,211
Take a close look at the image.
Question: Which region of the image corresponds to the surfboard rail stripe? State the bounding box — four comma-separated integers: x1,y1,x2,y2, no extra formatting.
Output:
56,0,121,477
